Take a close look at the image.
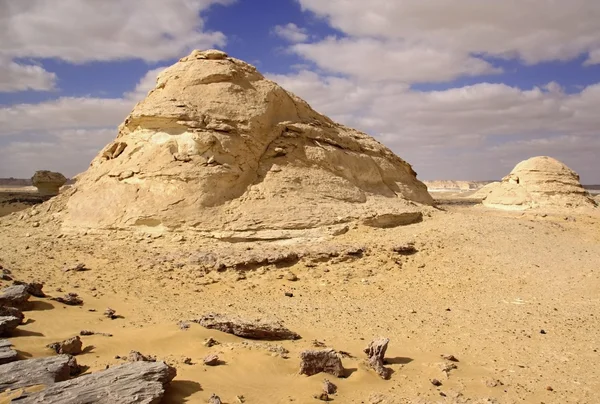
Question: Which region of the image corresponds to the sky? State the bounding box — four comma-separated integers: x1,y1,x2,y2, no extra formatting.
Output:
1,0,600,183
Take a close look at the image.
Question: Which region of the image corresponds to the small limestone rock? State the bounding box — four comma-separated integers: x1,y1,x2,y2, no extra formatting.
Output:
47,336,83,355
299,349,344,377
128,350,156,362
285,271,298,281
315,392,330,401
204,337,220,347
203,354,220,366
183,357,193,365
323,379,337,394
209,393,222,404
53,292,83,306
64,263,88,272
80,330,113,337
178,321,190,330
441,354,459,362
104,307,118,319
364,338,392,379
13,281,45,297
431,378,442,386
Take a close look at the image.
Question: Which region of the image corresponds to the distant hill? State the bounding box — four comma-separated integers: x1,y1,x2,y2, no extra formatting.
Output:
0,177,75,187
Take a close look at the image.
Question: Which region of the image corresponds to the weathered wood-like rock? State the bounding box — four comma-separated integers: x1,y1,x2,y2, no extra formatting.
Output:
364,338,391,379
0,305,24,322
0,354,76,390
15,360,176,403
299,349,344,377
13,281,46,297
0,339,18,364
47,336,83,355
0,284,30,308
0,315,21,336
195,313,300,340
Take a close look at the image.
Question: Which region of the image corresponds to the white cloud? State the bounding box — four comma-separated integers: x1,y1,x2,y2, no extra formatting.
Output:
298,0,600,65
124,67,168,101
1,0,232,63
291,37,501,83
0,58,57,92
269,71,600,182
273,23,309,43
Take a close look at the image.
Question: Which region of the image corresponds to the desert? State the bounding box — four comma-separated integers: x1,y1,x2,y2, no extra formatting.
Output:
0,49,599,404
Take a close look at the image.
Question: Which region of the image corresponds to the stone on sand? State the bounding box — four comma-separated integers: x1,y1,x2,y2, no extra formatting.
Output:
47,336,83,355
196,312,300,340
0,354,77,390
477,156,597,210
0,284,30,308
364,338,392,379
61,49,432,237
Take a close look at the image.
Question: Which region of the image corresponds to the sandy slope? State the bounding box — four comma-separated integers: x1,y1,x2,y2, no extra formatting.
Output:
0,199,599,403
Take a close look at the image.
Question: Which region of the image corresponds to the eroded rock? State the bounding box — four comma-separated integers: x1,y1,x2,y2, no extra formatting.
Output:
0,316,21,336
196,313,300,340
52,292,83,306
364,338,391,379
32,170,67,196
299,349,344,377
47,336,83,355
0,284,30,308
13,281,45,297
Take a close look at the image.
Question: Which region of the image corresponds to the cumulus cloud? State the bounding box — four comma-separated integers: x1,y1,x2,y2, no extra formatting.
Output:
0,58,57,92
0,0,232,63
269,71,600,182
291,37,501,83
273,23,309,43
298,0,600,65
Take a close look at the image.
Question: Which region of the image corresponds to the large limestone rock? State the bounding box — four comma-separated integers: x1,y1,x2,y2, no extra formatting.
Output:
32,171,67,196
62,49,432,236
480,156,596,210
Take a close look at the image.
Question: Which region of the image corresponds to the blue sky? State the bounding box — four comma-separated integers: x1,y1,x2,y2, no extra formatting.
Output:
1,0,600,182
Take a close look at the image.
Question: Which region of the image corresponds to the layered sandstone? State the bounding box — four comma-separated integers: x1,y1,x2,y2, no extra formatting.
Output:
61,50,433,237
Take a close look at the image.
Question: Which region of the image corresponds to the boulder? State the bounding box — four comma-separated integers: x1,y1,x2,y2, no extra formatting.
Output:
480,156,597,210
61,49,432,236
0,284,30,308
0,339,18,364
13,281,45,297
0,354,76,390
0,305,24,322
13,360,176,404
31,171,67,196
299,349,344,377
195,313,300,340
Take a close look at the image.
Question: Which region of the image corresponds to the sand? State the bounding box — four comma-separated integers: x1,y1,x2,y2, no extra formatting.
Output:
0,192,599,403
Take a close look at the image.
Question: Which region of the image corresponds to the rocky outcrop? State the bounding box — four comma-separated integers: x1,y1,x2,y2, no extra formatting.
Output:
31,171,67,196
61,49,432,237
479,157,596,210
0,355,76,390
424,180,490,192
299,349,345,377
13,361,176,404
195,313,300,340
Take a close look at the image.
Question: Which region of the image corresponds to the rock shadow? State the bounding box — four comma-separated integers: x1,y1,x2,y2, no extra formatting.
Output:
28,300,54,311
342,367,358,378
385,356,413,365
164,380,203,403
11,329,44,337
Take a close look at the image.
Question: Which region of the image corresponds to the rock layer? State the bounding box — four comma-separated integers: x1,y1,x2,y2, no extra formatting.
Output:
480,156,596,210
61,49,432,236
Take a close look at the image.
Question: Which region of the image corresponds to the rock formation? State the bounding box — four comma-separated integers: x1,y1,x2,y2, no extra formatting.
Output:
60,49,432,238
299,349,345,377
31,171,67,196
479,156,597,210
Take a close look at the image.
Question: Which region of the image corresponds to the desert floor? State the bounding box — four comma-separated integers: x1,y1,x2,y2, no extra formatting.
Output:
0,189,599,403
